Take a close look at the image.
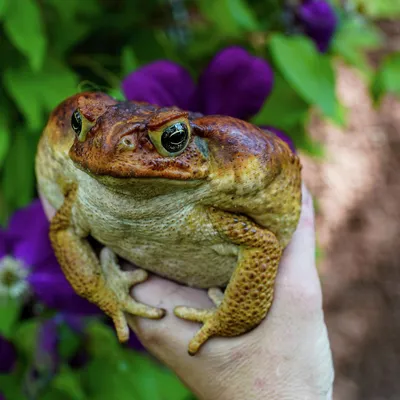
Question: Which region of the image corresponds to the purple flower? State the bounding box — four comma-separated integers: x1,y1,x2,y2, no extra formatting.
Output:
122,46,274,121
297,0,337,53
0,335,16,373
122,47,294,150
1,200,98,314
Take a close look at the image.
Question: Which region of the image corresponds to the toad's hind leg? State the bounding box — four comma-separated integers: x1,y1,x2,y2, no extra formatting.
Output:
49,183,165,343
174,208,282,355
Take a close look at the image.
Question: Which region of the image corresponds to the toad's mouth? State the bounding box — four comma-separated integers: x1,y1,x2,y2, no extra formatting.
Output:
70,147,209,182
72,159,208,197
72,159,209,182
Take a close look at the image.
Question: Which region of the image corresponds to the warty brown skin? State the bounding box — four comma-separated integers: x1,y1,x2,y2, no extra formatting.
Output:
35,92,302,355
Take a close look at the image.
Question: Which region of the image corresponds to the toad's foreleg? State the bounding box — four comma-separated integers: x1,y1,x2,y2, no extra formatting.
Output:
49,183,165,342
174,208,282,355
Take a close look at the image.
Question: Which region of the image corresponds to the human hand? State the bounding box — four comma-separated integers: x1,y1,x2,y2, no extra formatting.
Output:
40,184,334,400
127,184,334,400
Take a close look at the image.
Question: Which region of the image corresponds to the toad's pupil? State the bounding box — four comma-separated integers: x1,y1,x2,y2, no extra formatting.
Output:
161,122,189,153
71,109,82,135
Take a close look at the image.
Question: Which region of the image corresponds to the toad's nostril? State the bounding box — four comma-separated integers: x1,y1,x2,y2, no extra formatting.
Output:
119,136,136,150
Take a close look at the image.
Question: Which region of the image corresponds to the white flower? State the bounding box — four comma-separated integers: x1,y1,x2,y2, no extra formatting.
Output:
0,256,30,300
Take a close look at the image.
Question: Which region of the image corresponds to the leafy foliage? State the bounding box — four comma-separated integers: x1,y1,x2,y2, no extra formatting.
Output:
0,0,397,220
269,34,338,119
372,52,400,102
352,0,400,18
0,0,398,398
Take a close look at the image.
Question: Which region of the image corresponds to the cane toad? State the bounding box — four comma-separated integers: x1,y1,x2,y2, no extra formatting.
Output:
35,92,302,355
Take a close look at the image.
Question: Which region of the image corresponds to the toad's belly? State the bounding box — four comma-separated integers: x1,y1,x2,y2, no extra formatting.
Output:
72,177,239,287
106,238,237,288
79,201,239,288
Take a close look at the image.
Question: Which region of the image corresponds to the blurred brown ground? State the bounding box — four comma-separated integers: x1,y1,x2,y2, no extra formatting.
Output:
301,56,400,399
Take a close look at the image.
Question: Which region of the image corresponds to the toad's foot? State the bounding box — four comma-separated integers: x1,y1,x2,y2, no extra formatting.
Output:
99,247,166,342
174,208,282,356
174,288,222,355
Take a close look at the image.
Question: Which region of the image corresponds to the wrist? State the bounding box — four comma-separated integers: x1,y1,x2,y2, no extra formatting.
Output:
190,341,333,400
205,375,332,400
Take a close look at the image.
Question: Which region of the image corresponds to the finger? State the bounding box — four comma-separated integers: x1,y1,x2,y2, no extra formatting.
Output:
127,276,216,358
273,183,322,314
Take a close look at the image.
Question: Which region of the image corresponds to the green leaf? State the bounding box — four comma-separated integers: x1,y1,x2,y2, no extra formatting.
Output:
269,34,338,119
4,59,78,131
332,100,347,127
0,0,9,19
83,358,139,400
83,352,191,400
332,19,383,77
0,110,10,169
58,323,81,361
3,0,47,71
84,321,191,400
121,46,138,77
108,87,125,101
251,73,309,130
150,361,192,400
225,0,259,31
50,365,87,400
51,21,93,57
40,389,78,400
4,67,44,131
38,59,80,112
0,297,22,338
124,351,191,400
13,319,40,359
372,52,400,102
44,0,101,20
198,0,258,37
0,374,25,400
2,130,36,209
291,124,325,157
44,0,100,56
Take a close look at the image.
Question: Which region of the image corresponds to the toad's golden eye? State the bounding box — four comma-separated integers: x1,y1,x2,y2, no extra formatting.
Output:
70,108,94,142
161,122,189,153
71,109,82,136
148,120,191,157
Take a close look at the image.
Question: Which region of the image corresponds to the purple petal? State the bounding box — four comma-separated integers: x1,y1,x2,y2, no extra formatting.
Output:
125,331,145,352
56,313,86,333
8,200,53,267
261,126,296,153
0,335,16,373
7,200,44,239
297,0,337,53
28,265,100,315
193,47,274,119
122,61,195,109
